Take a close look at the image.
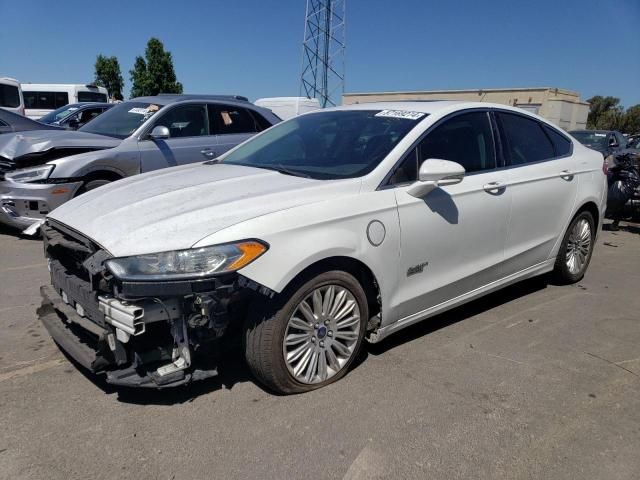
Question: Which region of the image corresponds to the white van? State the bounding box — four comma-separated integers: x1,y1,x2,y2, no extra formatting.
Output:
254,97,321,120
0,77,25,115
21,84,108,120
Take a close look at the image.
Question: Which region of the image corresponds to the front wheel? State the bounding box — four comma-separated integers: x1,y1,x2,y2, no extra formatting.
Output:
75,178,114,197
244,270,368,394
553,211,595,284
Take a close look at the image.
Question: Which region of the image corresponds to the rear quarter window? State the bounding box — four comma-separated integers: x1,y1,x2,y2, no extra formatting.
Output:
542,124,572,157
209,105,262,134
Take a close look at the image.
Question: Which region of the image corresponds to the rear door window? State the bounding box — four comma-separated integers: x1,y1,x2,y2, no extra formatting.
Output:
75,107,105,125
497,112,554,165
209,105,262,134
0,84,21,108
153,104,208,138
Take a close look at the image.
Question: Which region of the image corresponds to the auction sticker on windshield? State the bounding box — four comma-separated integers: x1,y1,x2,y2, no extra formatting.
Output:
375,110,426,120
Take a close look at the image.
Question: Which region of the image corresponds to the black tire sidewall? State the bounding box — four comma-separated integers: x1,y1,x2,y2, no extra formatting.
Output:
554,211,595,283
77,179,112,196
250,270,368,393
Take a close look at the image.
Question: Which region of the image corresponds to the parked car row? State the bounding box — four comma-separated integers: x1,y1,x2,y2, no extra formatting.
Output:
26,100,607,394
0,94,280,228
0,78,108,119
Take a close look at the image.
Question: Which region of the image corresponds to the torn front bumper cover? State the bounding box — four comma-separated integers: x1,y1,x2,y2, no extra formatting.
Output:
38,284,219,388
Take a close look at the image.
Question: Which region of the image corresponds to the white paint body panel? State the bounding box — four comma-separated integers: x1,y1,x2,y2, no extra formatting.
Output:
48,101,608,341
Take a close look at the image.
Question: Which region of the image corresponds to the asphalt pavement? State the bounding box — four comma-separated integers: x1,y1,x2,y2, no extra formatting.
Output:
1,221,639,480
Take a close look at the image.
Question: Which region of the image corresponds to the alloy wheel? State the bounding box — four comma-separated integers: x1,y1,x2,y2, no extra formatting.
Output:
565,218,592,275
282,285,361,384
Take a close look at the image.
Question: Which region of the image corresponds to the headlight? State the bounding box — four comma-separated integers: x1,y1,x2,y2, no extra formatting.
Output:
4,164,55,183
105,240,268,281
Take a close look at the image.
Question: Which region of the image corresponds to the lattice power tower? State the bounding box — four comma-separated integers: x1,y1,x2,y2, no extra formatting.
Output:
299,0,346,107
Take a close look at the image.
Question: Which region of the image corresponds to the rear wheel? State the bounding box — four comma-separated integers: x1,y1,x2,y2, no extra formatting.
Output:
244,270,368,394
553,211,595,284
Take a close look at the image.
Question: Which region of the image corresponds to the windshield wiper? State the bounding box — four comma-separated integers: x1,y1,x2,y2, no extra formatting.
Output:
265,164,312,178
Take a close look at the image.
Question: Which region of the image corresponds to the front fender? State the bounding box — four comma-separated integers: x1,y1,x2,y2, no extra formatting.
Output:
49,147,138,179
193,189,403,326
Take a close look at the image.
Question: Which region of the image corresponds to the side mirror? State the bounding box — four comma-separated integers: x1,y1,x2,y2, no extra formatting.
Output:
407,159,465,198
67,119,80,130
608,137,618,147
149,125,170,140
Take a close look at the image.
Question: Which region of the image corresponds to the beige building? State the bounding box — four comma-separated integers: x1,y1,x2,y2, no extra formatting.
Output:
342,87,589,131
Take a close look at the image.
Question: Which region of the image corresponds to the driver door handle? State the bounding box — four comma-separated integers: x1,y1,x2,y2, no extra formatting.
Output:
483,181,505,193
560,169,574,179
200,148,216,158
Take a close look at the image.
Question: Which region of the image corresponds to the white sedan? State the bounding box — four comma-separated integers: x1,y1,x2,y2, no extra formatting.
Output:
38,101,607,393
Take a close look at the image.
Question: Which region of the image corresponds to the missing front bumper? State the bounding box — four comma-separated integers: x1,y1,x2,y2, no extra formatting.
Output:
38,285,218,388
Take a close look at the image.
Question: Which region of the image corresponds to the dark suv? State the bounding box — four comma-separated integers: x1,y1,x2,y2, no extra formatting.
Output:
569,130,627,157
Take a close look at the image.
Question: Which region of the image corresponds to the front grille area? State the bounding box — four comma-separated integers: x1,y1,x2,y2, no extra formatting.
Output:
42,220,109,327
42,221,97,281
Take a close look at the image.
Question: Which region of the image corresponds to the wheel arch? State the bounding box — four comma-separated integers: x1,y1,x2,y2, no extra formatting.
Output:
275,255,382,330
575,200,600,227
549,199,602,261
81,169,124,182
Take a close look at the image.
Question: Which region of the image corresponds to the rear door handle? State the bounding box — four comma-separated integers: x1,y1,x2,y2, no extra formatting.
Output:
483,181,505,193
200,148,216,158
560,169,574,179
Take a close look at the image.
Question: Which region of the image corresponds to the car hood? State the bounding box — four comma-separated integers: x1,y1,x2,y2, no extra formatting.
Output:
0,130,120,163
49,163,362,257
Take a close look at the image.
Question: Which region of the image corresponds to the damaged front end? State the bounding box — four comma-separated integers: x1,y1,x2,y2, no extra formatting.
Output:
38,220,272,388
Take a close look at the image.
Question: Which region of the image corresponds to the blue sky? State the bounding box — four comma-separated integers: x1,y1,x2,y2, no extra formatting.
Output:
1,0,639,107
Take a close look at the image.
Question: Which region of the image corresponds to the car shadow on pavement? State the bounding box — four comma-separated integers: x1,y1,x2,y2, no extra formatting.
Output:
366,275,549,356
59,342,257,405
0,223,41,240
58,276,549,405
602,221,640,235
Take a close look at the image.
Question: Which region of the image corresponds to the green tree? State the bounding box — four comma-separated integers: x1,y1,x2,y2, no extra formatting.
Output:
623,105,640,134
586,96,624,130
129,38,183,98
94,54,124,101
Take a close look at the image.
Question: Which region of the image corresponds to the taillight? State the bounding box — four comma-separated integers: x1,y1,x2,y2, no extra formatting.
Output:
602,157,609,175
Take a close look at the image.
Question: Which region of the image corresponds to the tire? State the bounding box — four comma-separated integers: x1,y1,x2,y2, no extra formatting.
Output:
244,270,368,394
553,211,595,284
76,178,113,196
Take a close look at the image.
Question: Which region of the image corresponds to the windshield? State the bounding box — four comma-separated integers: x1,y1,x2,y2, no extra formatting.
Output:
571,131,608,149
79,101,161,138
39,104,81,124
221,110,424,180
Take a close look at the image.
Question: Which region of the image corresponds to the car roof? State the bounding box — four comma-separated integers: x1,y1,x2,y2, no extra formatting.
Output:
329,100,542,115
65,102,114,108
569,129,617,134
129,94,250,106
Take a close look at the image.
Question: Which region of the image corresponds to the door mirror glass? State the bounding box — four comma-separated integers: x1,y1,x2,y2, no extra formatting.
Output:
408,159,465,197
608,136,618,147
150,125,170,140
